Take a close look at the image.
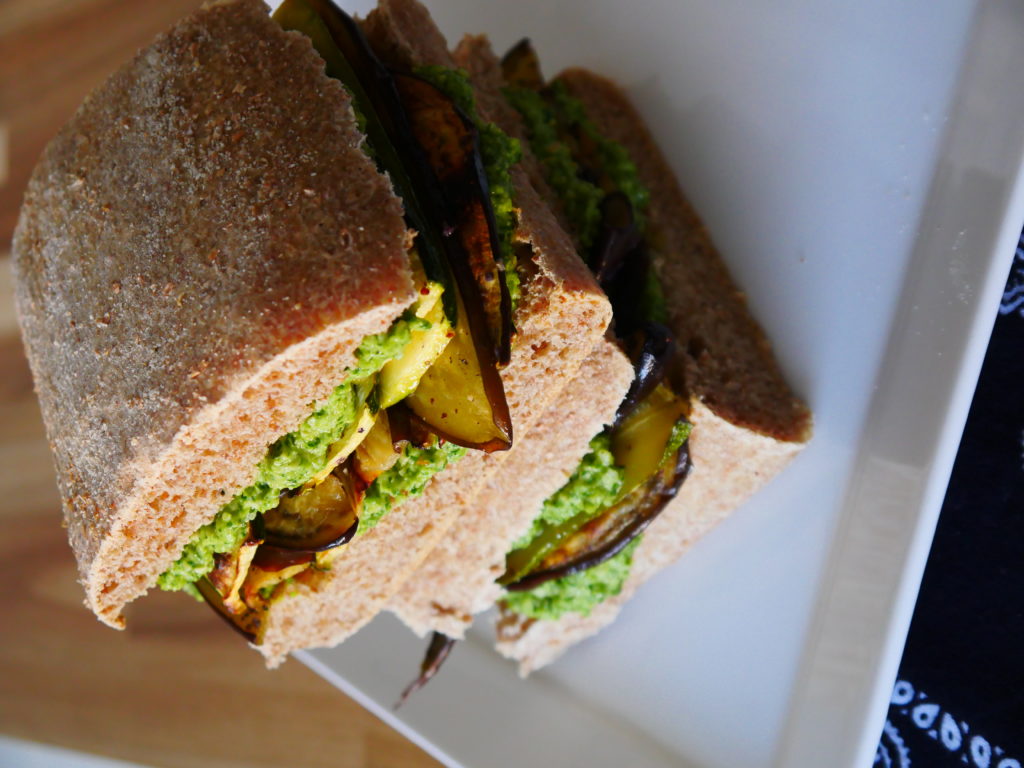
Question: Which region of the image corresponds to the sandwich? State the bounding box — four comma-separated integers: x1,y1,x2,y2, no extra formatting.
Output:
386,17,813,676
11,0,613,665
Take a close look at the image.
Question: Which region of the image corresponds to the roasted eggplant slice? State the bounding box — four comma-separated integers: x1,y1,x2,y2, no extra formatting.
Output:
612,383,687,496
208,532,262,614
615,323,676,423
395,631,457,708
195,576,261,642
353,410,401,484
500,500,596,587
254,470,361,571
405,289,512,452
505,438,690,592
386,402,440,450
501,387,690,588
395,72,513,365
592,192,643,282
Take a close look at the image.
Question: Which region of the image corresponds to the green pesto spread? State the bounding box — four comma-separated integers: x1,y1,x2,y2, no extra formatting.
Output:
504,82,649,252
546,82,649,226
511,433,624,549
502,537,641,620
504,86,604,252
157,309,430,592
358,440,466,533
415,65,523,310
508,82,668,327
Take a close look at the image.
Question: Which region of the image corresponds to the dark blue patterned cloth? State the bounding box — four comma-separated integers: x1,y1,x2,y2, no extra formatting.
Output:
875,231,1024,768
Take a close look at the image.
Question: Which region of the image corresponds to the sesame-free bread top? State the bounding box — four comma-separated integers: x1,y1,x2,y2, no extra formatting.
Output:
12,0,413,627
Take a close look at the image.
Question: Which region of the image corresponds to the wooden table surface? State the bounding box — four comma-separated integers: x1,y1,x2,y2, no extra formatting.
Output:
0,3,439,766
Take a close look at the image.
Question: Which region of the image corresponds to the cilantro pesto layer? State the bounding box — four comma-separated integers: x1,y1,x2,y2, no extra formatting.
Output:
502,538,641,621
359,440,465,533
503,82,647,250
416,65,523,310
502,435,633,620
512,434,624,549
158,308,433,592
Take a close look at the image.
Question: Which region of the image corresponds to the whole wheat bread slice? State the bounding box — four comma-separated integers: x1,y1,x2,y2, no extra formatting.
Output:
389,338,633,637
257,0,612,665
494,70,812,674
14,0,612,665
13,0,415,630
386,34,634,638
287,0,614,663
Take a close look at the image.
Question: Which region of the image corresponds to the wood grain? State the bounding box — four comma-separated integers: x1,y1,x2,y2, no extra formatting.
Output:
0,2,439,766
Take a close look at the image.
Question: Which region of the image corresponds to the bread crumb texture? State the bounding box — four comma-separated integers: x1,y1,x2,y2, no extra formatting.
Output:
11,0,413,627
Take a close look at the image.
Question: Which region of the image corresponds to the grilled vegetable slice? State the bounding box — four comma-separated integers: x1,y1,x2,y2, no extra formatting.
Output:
257,470,361,558
208,534,261,614
592,191,642,284
500,386,690,588
378,282,452,409
615,323,675,422
611,383,686,496
405,289,512,452
195,577,261,642
393,72,513,364
504,439,690,592
352,410,398,484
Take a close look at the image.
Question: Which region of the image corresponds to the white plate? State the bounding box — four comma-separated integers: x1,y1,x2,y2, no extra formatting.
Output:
296,1,1024,766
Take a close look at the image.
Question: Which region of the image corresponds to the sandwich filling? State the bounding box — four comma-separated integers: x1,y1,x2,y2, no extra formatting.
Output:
495,42,693,621
401,46,694,699
159,0,529,641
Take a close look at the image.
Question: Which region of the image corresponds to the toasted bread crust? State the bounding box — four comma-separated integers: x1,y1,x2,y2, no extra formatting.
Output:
255,0,612,663
12,0,414,626
494,71,812,673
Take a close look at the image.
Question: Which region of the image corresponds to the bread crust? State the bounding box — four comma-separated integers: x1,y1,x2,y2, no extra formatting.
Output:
493,71,812,673
12,0,414,626
254,0,613,663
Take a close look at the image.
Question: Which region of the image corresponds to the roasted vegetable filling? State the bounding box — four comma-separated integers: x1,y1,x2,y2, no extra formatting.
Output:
162,0,526,640
497,40,693,621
